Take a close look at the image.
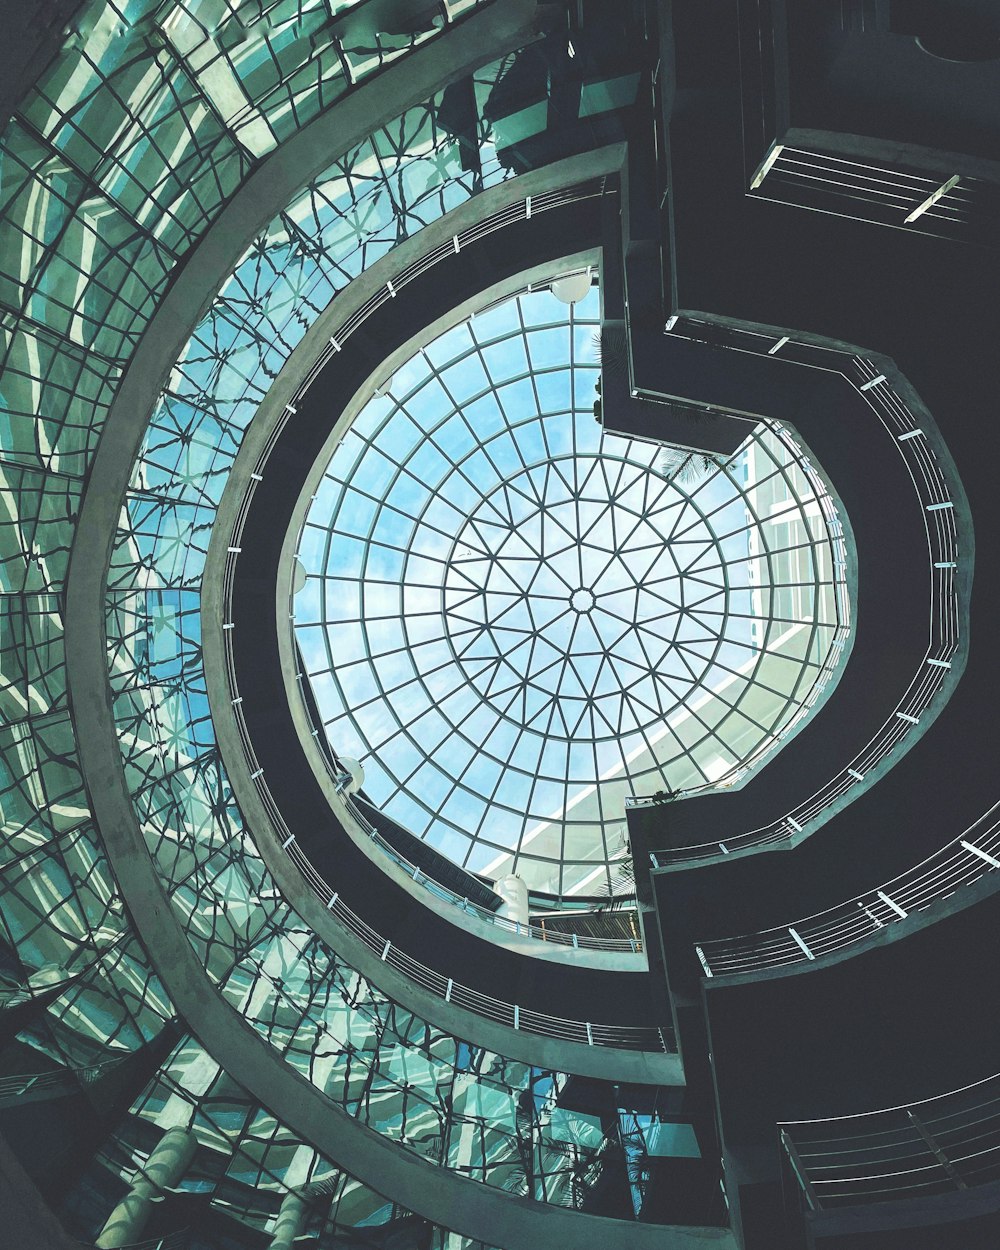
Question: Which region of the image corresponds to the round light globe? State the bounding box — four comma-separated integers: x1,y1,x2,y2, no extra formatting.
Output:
550,272,592,304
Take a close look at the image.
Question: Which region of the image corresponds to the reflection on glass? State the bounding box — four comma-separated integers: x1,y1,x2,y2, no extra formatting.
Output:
67,1033,504,1249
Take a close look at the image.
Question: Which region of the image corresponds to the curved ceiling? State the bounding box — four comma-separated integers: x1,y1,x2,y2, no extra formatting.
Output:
293,282,852,897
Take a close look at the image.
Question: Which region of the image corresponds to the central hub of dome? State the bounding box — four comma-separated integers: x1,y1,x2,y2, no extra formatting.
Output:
570,588,595,613
293,282,852,896
441,453,712,732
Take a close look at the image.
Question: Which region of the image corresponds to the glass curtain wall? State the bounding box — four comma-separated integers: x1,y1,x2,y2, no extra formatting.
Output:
1,3,654,1224
67,1033,504,1249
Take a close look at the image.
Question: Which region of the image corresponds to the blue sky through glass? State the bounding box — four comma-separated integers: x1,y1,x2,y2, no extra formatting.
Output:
294,282,850,897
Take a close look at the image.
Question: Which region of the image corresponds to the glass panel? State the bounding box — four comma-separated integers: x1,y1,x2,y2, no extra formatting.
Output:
64,1033,511,1247
295,285,852,897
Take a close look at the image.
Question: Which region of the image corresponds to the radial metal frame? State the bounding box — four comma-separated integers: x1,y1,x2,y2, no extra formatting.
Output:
294,286,852,897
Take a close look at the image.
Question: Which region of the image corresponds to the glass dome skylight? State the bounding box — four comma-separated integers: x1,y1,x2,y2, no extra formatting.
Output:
293,283,852,898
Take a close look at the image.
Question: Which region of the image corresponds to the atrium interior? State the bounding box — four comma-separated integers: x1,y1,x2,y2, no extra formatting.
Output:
0,3,998,1249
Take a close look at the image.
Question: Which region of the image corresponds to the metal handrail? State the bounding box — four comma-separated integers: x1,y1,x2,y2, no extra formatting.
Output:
638,323,961,864
695,800,1000,977
332,776,641,953
216,189,673,1051
223,185,645,957
277,827,669,1052
224,681,667,1051
232,680,667,1053
779,1072,1000,1209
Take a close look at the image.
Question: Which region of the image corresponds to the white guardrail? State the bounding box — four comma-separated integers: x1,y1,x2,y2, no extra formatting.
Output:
632,326,961,867
779,1071,1000,1210
219,187,671,1053
695,801,1000,977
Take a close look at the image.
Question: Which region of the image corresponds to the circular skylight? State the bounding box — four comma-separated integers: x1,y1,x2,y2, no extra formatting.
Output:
293,283,851,897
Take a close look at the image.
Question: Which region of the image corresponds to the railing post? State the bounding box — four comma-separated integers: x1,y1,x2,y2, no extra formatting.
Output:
907,1110,968,1190
876,889,907,918
780,1129,820,1213
585,1022,594,1046
788,927,815,960
961,839,1000,869
513,1005,519,1030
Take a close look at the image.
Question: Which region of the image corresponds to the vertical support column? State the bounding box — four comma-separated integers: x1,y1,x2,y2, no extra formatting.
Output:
95,1126,197,1248
268,1190,310,1250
